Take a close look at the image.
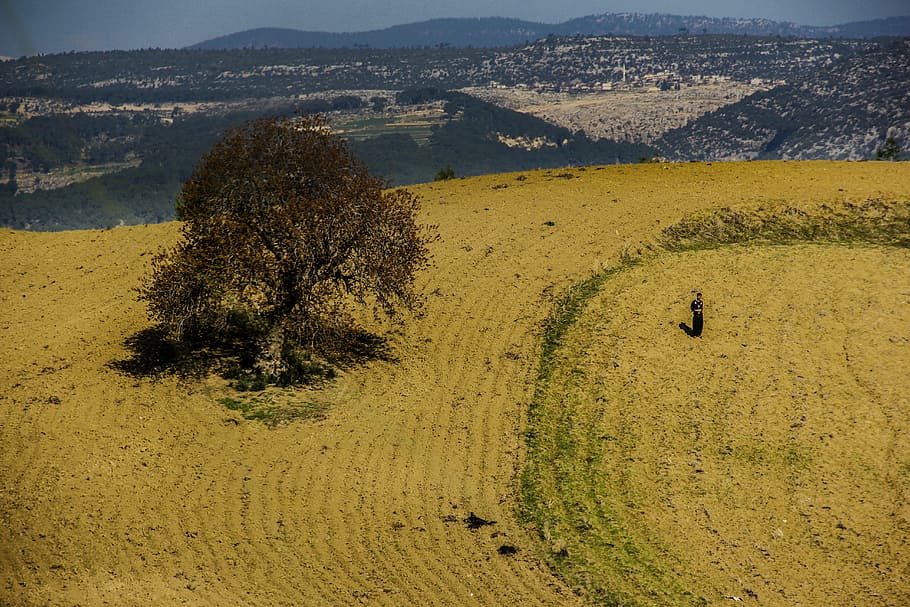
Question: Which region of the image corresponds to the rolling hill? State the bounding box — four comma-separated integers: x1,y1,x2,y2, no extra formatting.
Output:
0,92,653,230
1,33,907,231
2,160,909,605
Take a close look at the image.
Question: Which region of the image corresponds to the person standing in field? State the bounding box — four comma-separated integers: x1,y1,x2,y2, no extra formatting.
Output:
690,292,704,337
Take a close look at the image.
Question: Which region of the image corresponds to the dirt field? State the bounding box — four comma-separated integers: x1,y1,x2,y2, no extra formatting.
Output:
1,160,909,606
462,82,764,143
530,244,910,606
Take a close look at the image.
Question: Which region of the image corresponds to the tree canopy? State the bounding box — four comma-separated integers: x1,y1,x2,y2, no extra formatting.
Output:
139,113,435,381
876,134,901,160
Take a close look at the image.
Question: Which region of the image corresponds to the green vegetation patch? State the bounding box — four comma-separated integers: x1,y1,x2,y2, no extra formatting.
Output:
219,392,330,428
332,109,447,145
522,261,700,606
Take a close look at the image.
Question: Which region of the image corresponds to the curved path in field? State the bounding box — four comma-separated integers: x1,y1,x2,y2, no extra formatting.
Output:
1,161,908,605
528,244,910,606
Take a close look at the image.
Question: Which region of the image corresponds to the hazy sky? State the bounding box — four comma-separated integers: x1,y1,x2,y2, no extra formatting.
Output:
1,0,907,56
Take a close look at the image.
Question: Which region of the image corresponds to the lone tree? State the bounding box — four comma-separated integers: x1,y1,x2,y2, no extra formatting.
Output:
876,135,901,161
434,164,456,181
139,114,435,379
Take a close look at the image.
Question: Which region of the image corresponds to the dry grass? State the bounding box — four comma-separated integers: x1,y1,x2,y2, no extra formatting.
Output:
1,160,909,606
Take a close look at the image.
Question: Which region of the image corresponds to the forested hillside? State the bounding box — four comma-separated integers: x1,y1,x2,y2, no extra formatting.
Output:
0,92,652,229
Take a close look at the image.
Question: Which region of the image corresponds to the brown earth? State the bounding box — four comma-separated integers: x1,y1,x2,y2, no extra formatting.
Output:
536,244,910,605
462,83,764,143
1,160,909,606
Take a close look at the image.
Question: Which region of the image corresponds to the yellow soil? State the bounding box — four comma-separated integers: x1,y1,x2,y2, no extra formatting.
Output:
1,161,909,606
538,244,910,605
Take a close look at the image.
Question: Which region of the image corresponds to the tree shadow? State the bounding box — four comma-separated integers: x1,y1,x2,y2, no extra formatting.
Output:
678,321,695,337
109,324,393,385
108,326,230,380
318,326,397,368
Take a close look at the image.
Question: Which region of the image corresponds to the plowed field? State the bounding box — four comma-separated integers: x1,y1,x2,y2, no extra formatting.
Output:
2,161,908,606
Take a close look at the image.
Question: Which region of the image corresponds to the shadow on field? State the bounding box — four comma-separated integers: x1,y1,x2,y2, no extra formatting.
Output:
678,321,695,337
109,325,393,384
109,326,230,380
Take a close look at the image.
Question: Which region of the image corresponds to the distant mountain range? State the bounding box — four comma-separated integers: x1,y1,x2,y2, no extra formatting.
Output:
189,13,910,50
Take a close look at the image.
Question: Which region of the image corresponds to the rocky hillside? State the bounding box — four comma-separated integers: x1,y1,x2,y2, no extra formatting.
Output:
655,40,910,160
0,37,877,103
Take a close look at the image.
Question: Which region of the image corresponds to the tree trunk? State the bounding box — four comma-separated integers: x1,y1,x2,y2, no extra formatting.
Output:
255,324,288,378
